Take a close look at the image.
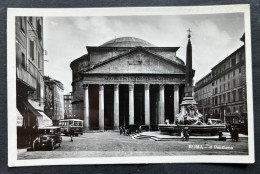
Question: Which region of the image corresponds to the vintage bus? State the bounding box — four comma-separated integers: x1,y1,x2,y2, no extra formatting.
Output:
59,119,83,136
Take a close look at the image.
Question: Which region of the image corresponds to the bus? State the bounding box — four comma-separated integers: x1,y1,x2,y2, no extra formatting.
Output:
59,119,83,136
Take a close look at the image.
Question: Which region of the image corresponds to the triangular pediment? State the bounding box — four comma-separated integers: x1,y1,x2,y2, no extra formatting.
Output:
83,47,185,74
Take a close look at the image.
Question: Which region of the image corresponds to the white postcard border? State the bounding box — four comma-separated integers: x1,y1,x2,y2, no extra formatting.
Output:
7,5,254,167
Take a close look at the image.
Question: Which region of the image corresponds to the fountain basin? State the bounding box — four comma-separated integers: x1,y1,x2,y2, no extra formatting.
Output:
158,124,226,136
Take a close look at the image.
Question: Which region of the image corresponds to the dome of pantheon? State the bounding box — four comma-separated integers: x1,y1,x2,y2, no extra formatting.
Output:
99,37,156,47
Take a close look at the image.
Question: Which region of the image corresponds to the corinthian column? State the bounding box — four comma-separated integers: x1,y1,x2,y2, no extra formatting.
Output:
159,84,165,124
114,84,119,130
144,84,150,125
83,84,89,131
129,84,134,125
174,85,179,121
99,84,104,131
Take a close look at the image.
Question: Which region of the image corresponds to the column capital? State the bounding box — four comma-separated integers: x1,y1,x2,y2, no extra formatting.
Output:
174,84,180,90
145,84,150,89
129,84,134,91
114,84,119,90
82,84,89,89
159,84,165,89
99,84,104,91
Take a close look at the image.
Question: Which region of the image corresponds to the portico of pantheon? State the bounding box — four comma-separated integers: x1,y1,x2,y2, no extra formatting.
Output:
70,37,191,131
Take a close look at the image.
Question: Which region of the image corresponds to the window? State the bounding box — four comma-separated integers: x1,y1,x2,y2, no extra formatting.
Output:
21,53,26,68
238,52,241,62
30,40,34,60
233,79,236,88
233,70,235,77
38,52,41,69
223,93,226,103
20,17,25,33
227,92,230,102
29,17,33,23
223,84,225,91
219,95,222,104
232,90,236,102
228,82,230,89
37,20,42,41
231,58,236,66
238,88,243,101
239,106,243,112
239,67,242,73
228,73,230,79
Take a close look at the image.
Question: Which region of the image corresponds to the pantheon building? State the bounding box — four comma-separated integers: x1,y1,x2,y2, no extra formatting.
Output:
70,37,189,131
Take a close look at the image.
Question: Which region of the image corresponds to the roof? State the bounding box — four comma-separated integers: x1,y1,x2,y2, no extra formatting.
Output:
81,46,186,73
38,126,60,130
60,119,83,121
211,45,245,70
100,37,156,47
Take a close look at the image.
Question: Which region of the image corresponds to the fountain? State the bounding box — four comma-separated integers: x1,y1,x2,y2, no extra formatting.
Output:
158,29,225,136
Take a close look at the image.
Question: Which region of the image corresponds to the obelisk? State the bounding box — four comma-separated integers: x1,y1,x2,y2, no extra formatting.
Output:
182,29,196,103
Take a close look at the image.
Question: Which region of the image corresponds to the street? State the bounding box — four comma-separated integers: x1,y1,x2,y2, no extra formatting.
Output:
17,132,249,160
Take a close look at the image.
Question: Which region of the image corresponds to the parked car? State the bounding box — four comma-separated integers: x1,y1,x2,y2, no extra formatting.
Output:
32,126,62,151
124,124,140,135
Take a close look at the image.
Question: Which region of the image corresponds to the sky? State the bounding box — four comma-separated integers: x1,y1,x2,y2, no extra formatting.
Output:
43,13,245,94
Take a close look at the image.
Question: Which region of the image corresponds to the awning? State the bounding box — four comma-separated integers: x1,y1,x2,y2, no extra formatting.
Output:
21,99,53,128
21,99,42,117
38,111,53,128
16,108,23,127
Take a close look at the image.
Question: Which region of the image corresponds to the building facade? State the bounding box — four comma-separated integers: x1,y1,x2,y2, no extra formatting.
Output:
194,34,247,121
44,76,65,125
70,37,188,131
194,73,212,121
16,16,51,147
64,93,73,119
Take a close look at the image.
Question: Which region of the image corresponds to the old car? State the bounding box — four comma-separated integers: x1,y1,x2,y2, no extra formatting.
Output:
124,124,140,135
32,126,62,151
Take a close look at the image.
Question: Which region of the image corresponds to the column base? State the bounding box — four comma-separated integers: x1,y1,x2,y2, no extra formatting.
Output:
84,127,90,132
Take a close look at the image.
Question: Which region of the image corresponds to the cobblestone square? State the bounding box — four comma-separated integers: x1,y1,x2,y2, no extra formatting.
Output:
18,132,248,160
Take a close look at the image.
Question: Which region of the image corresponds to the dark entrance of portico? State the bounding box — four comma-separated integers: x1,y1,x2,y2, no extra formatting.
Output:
165,85,175,123
119,85,129,127
134,85,145,126
104,85,114,130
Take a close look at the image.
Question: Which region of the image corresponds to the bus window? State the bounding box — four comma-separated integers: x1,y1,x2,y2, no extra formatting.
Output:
69,121,73,125
74,121,78,126
79,122,82,126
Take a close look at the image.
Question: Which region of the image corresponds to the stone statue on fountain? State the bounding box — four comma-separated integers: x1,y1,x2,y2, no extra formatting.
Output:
175,29,204,125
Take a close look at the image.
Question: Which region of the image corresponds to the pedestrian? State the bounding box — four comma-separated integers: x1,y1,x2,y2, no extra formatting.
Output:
69,129,74,142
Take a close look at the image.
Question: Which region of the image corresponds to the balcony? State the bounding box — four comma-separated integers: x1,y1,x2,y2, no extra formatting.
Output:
16,64,37,91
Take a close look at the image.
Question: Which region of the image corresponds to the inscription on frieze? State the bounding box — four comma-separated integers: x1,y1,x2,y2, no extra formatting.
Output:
104,76,182,82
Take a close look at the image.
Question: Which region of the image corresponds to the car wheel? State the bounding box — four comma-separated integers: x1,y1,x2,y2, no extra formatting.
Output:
58,143,61,147
35,141,40,151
